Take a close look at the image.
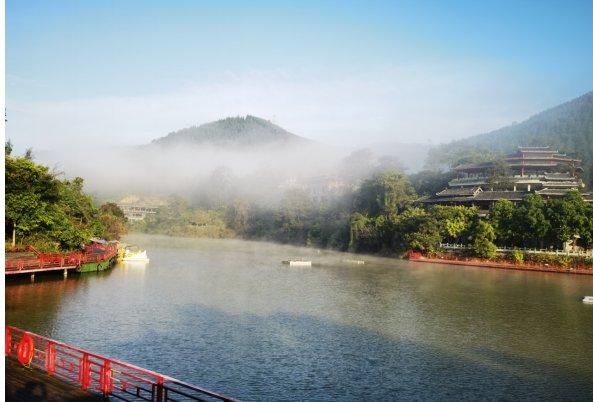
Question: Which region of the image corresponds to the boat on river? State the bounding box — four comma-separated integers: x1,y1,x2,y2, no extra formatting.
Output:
122,249,150,263
583,296,593,303
282,260,312,267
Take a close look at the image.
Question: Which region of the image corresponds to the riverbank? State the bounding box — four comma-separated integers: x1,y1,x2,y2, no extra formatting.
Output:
408,252,593,275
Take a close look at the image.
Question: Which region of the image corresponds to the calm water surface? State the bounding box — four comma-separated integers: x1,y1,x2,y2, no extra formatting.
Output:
6,234,593,401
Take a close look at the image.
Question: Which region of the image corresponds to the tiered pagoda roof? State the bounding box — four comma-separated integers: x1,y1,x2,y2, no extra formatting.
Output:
419,146,590,206
453,146,582,173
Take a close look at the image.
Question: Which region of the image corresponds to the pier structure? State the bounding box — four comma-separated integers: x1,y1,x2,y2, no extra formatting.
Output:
5,326,237,401
5,242,118,276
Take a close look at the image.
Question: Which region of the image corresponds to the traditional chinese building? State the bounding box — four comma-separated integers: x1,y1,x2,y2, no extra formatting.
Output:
420,146,593,208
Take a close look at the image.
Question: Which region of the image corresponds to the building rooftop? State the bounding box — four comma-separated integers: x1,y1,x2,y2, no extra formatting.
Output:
436,187,482,197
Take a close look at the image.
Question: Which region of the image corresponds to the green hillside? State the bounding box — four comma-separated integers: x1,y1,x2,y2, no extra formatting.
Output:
152,115,309,147
427,91,593,185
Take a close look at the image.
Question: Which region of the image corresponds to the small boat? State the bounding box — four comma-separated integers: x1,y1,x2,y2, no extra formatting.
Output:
282,260,312,267
344,259,365,265
583,296,593,304
122,249,150,263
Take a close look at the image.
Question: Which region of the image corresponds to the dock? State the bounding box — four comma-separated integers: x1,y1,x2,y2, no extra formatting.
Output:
5,242,118,276
6,357,102,401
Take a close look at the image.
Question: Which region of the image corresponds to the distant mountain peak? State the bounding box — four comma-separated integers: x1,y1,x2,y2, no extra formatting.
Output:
151,115,309,147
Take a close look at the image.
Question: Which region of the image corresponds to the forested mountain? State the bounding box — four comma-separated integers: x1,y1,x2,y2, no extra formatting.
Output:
427,91,593,185
151,115,310,147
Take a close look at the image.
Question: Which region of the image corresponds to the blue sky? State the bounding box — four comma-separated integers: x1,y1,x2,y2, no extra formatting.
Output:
6,0,593,150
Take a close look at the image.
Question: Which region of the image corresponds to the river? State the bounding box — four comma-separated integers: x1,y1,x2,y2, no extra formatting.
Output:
6,234,593,401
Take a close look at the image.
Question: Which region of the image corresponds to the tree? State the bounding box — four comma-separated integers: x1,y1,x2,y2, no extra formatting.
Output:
339,149,375,183
355,172,417,217
375,155,406,174
5,156,60,247
469,220,497,259
401,211,442,253
24,147,34,160
515,194,550,247
274,189,314,244
409,169,456,197
99,203,127,240
5,153,125,250
489,199,518,245
431,205,478,243
546,191,590,248
348,213,381,253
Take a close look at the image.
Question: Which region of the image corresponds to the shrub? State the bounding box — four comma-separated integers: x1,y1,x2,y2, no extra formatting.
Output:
509,249,524,264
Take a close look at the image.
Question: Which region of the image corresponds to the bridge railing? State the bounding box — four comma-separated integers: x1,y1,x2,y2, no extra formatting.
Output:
5,326,237,401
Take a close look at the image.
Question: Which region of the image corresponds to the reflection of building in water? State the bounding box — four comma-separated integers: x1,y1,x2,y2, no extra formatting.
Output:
420,146,593,208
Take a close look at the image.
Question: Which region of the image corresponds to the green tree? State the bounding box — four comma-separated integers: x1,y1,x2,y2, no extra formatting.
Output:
489,199,518,245
348,213,381,253
431,205,478,243
355,172,417,217
546,190,591,248
99,203,127,240
5,156,60,247
516,194,550,247
469,220,498,259
5,153,116,250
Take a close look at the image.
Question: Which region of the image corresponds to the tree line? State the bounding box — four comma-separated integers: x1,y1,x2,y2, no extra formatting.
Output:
137,170,593,260
5,143,127,251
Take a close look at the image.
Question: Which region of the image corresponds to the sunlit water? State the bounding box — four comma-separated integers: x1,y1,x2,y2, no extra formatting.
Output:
6,234,593,401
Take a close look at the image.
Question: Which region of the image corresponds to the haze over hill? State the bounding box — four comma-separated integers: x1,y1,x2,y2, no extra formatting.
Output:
35,115,429,201
35,116,341,200
427,91,593,185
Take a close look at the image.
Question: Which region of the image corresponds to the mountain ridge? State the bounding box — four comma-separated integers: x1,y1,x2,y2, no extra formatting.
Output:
427,90,593,185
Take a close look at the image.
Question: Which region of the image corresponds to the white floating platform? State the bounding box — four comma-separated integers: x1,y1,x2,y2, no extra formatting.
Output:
282,260,312,267
344,259,365,265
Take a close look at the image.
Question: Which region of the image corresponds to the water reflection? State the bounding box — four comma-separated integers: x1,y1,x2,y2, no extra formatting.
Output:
6,234,593,401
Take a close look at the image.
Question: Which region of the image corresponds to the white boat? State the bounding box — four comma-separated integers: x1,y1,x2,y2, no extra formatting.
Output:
122,249,150,263
282,260,312,267
583,296,593,304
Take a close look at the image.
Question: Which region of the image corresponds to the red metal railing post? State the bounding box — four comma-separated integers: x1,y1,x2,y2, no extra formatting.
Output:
5,327,11,356
101,360,113,397
81,353,91,390
155,376,165,402
46,341,56,376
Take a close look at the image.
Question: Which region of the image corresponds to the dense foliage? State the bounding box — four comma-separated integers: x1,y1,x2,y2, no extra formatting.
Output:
128,166,593,261
130,198,233,238
5,147,127,251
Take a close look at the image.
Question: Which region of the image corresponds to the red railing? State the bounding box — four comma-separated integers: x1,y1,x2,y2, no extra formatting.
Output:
5,326,238,401
5,244,119,274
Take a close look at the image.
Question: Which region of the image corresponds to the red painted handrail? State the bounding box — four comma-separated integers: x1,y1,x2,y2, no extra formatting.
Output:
5,326,238,401
5,244,119,273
